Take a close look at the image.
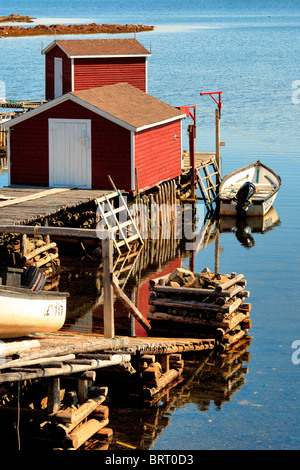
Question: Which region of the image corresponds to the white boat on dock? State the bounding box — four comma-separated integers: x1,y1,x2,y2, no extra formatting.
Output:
0,266,69,339
219,160,281,216
0,285,69,339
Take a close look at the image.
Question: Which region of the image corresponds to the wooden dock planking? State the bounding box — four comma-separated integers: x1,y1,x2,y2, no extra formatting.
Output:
181,151,221,208
182,151,216,171
0,187,117,226
0,332,216,384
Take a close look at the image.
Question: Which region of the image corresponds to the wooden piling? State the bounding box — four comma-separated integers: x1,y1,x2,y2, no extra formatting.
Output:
102,236,115,339
215,108,221,188
47,377,61,414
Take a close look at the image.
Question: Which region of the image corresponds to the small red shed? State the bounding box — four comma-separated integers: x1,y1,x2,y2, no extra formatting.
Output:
4,82,186,192
41,38,151,100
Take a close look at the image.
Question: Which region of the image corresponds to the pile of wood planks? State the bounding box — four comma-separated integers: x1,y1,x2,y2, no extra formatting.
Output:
46,386,112,450
0,337,134,449
140,353,184,401
147,267,251,351
22,239,60,271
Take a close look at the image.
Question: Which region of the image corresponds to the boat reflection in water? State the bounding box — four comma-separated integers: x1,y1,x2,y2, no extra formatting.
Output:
219,206,281,248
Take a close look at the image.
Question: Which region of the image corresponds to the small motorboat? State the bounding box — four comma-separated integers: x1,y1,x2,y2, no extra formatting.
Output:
219,160,281,216
0,266,69,339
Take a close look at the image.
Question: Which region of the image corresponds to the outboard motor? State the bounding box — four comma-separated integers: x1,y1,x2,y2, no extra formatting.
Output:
21,266,47,292
233,181,256,213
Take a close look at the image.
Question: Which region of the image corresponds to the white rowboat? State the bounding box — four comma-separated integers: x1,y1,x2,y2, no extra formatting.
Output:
0,285,69,338
219,160,281,216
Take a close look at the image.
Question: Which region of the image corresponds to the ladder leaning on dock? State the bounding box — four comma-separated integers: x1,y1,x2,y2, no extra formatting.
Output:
195,157,222,208
96,191,143,256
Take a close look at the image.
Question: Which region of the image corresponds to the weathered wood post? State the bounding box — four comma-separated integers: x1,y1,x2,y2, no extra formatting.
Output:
188,123,196,199
48,377,61,413
214,228,220,275
20,233,27,258
102,233,115,339
200,91,222,190
215,107,221,188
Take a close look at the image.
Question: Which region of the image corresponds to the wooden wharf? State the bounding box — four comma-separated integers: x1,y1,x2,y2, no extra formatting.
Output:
0,100,47,110
182,151,217,171
0,187,117,226
0,332,217,450
0,333,216,385
181,151,221,209
0,186,137,274
0,236,251,450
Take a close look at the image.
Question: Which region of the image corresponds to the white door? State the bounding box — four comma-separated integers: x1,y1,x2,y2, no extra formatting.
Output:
49,118,92,188
54,57,63,98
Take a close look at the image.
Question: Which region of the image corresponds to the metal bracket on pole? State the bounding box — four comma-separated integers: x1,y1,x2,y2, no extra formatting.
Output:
178,105,196,124
200,91,222,113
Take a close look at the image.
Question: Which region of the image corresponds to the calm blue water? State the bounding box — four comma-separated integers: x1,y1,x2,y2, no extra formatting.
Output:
1,0,300,451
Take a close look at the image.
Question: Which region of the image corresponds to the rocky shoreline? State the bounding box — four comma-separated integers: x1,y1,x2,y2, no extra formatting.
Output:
0,13,34,23
0,21,154,37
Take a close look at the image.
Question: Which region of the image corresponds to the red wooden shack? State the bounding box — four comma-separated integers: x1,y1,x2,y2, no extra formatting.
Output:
42,38,151,100
4,82,186,192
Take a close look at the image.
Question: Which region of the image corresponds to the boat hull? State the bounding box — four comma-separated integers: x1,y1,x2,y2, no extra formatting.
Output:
220,191,278,216
219,161,281,216
0,287,68,338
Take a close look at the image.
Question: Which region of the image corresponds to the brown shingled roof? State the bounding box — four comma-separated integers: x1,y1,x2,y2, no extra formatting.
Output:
43,38,151,57
70,82,186,131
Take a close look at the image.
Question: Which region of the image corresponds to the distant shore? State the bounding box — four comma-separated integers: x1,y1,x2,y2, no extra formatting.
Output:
0,13,34,23
0,19,154,37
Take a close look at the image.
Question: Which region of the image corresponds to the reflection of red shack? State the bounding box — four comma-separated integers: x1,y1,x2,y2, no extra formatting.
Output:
135,258,182,337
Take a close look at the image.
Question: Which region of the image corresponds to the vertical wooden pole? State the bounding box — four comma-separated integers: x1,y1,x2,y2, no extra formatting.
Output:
21,234,27,258
160,354,170,373
77,371,96,403
48,377,60,413
214,228,220,275
43,217,51,245
102,235,115,339
189,125,196,199
130,290,136,337
215,108,221,188
78,379,89,404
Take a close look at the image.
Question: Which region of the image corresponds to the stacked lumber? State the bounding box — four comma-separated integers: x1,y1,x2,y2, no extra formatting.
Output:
148,267,251,351
1,386,112,450
48,387,111,450
22,238,60,272
0,233,60,272
0,335,131,449
140,353,184,400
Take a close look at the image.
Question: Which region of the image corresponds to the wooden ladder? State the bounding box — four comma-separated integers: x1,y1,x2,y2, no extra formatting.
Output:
113,245,143,288
195,158,222,207
96,191,143,256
